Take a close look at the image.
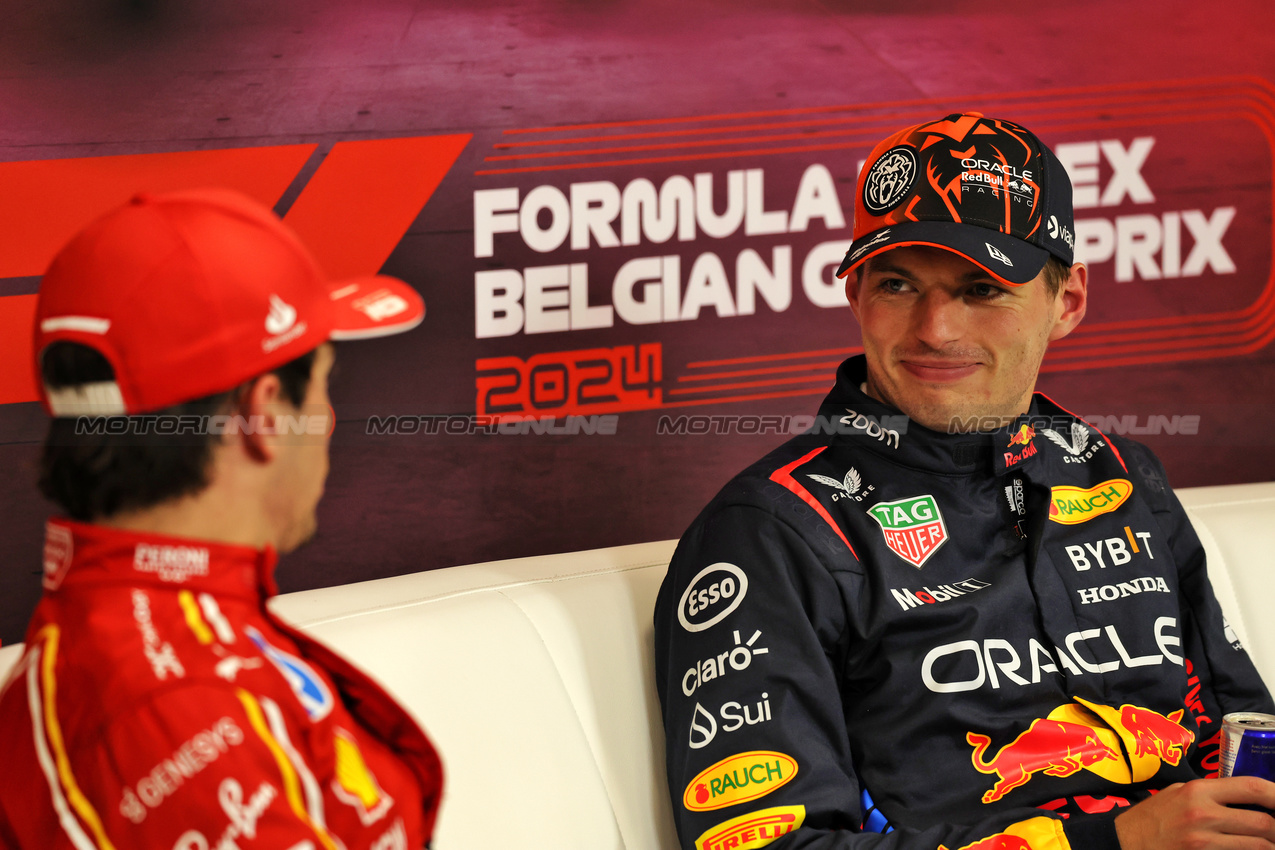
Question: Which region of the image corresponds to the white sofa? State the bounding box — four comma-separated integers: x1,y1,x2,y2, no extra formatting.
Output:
1,481,1273,849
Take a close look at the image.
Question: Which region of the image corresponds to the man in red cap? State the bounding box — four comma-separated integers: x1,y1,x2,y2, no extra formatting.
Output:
0,189,442,849
654,114,1275,850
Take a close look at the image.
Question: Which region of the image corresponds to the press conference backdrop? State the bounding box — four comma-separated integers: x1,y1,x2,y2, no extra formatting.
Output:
1,0,1273,644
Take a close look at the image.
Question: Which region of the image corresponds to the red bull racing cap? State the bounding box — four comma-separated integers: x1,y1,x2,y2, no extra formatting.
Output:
836,112,1076,286
34,188,426,416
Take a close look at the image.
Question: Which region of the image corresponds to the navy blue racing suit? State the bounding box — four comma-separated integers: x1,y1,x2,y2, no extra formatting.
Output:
654,355,1273,850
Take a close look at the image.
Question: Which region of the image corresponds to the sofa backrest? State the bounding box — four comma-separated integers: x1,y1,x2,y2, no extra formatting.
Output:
271,539,682,850
0,481,1272,849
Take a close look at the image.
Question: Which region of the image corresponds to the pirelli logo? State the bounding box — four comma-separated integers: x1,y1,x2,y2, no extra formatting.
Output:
695,805,806,850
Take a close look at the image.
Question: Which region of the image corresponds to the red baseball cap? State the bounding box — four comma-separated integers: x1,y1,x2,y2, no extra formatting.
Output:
34,188,426,416
836,112,1076,286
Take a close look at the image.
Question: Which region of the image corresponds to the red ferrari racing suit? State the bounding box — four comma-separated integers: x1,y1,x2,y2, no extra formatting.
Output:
654,355,1273,850
0,519,443,850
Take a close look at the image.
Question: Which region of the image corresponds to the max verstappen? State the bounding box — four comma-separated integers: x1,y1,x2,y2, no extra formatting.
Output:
654,113,1275,850
0,190,442,849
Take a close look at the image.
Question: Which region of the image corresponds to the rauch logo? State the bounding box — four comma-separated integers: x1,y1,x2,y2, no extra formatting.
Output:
1048,479,1133,525
683,750,798,812
867,495,948,568
679,563,749,633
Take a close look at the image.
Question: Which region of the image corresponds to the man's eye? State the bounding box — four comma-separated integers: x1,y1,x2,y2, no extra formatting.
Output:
970,282,1003,298
879,278,908,293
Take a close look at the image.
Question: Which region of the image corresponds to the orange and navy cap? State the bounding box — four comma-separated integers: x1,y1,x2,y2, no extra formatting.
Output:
34,188,426,416
836,112,1076,286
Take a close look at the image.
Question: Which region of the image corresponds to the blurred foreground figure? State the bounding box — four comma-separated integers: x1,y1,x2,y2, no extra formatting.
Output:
654,113,1275,850
0,189,442,849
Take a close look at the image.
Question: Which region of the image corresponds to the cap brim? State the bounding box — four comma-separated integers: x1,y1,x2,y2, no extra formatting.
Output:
836,221,1050,286
327,276,425,341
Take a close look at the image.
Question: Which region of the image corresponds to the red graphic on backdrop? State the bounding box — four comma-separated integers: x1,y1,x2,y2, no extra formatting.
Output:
475,343,663,417
0,135,471,406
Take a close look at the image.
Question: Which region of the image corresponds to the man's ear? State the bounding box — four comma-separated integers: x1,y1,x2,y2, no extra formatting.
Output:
1048,262,1088,342
233,373,285,463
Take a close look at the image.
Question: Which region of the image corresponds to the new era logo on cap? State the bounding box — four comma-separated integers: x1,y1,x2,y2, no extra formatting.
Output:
837,112,1075,286
986,243,1014,267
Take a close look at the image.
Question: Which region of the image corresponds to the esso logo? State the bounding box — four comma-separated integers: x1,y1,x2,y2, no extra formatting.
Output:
678,563,749,632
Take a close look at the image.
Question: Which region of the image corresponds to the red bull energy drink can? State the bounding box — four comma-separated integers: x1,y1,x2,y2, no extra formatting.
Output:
1221,713,1275,781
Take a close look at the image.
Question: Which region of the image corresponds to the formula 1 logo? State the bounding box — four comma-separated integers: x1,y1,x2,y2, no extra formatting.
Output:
866,494,948,568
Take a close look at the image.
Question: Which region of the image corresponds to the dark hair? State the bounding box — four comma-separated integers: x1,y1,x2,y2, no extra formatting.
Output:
1041,255,1071,298
38,343,317,521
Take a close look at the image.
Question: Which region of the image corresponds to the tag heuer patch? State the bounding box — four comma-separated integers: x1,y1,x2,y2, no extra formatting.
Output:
867,495,948,568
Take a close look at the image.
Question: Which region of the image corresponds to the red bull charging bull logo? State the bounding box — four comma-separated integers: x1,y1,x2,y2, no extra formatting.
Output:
967,699,1195,803
1121,705,1193,766
966,719,1119,804
1004,425,1038,468
1007,425,1036,448
939,815,1064,850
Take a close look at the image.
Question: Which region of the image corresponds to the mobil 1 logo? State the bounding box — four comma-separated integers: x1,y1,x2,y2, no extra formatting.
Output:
679,563,749,632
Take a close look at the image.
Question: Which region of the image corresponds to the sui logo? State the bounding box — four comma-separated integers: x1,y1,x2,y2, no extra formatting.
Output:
245,626,334,721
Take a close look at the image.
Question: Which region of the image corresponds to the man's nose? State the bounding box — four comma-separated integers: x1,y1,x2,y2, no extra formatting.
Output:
911,292,965,349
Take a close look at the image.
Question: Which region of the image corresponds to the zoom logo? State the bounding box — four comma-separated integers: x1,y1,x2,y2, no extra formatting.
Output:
678,563,749,633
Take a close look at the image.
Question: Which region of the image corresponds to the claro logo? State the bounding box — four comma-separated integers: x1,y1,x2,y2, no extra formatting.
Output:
679,563,749,632
1049,479,1133,525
